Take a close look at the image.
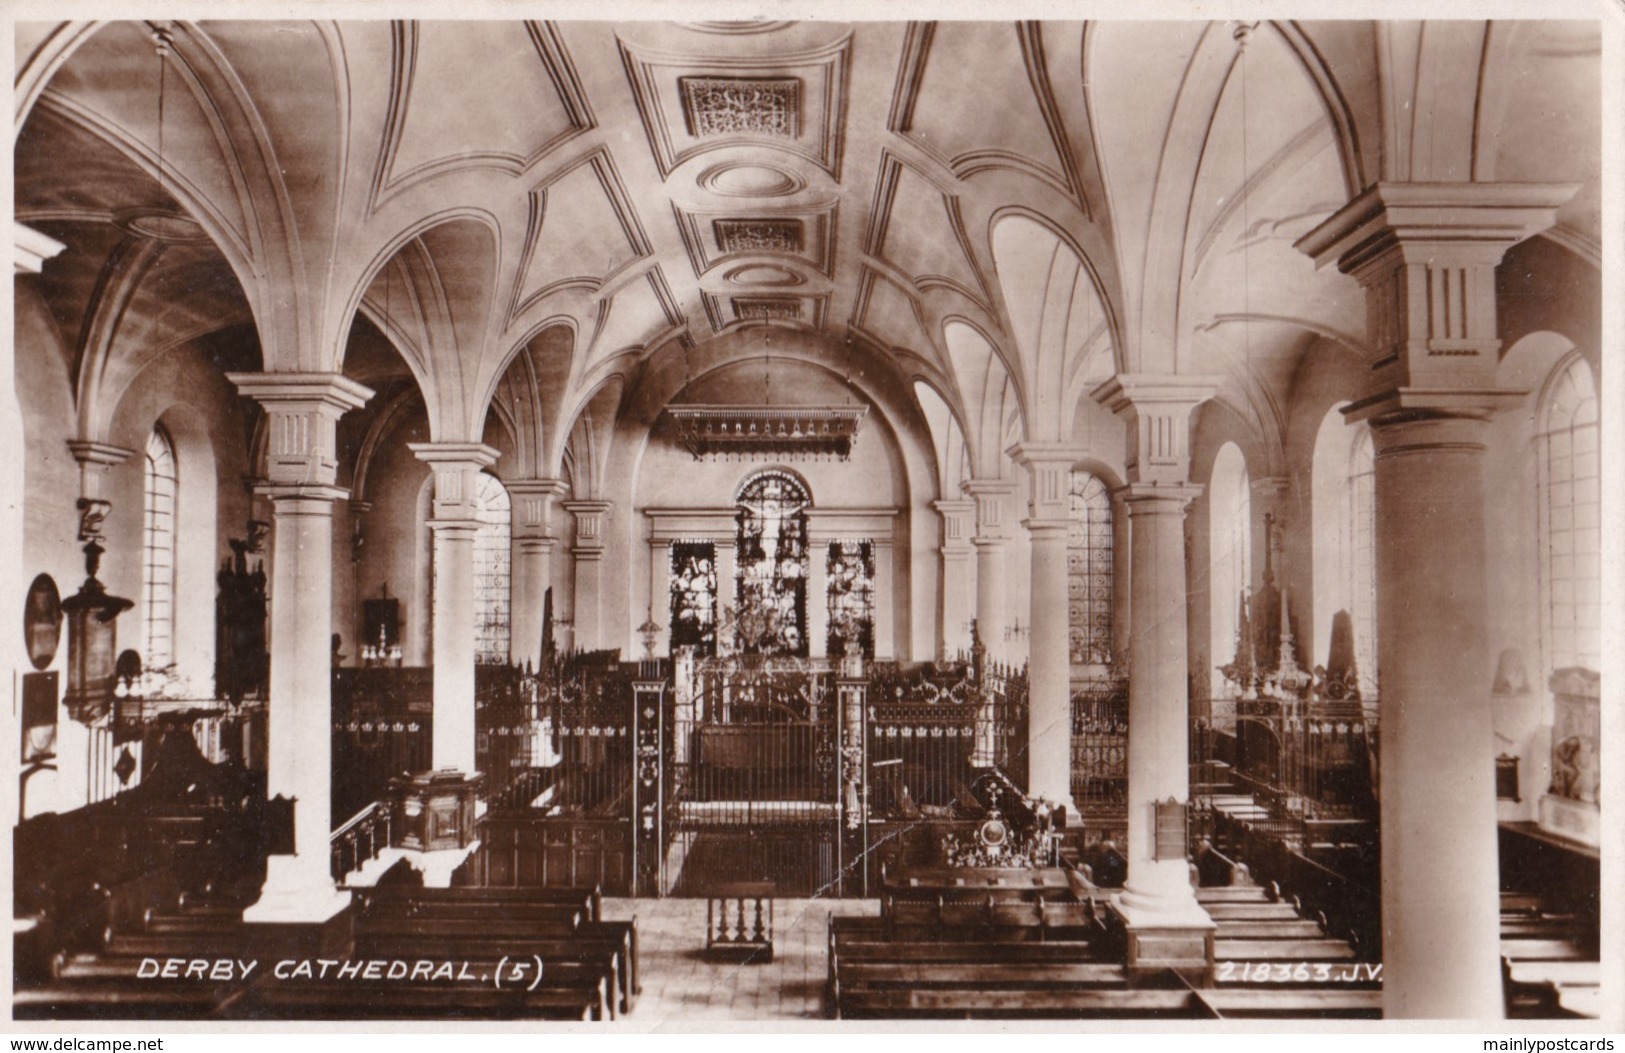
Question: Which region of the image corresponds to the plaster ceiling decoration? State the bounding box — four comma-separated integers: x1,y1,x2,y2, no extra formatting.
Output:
732,296,802,322
375,21,592,197
619,31,852,178
853,269,931,358
681,77,800,138
508,150,652,322
866,154,989,308
673,205,835,277
723,264,804,287
697,161,805,197
890,22,1079,200
587,270,684,362
115,209,211,244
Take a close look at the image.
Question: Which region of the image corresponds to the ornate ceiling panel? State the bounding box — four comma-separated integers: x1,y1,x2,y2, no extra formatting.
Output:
618,31,851,179
672,204,835,278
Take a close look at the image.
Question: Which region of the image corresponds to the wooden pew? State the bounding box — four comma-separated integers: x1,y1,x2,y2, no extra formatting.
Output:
234,978,606,1021
833,986,1197,1020
1198,988,1382,1019
352,916,637,1014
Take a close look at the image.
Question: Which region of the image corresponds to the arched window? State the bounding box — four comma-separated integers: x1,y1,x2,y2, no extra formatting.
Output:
1347,427,1377,695
142,426,177,672
1210,443,1251,696
473,474,511,664
734,470,810,656
1067,471,1114,667
1540,356,1600,672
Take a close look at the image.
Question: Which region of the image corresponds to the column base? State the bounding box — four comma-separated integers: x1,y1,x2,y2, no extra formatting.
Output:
243,856,352,924
1110,889,1215,985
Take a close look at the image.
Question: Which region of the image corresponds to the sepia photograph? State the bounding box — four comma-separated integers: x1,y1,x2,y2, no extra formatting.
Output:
2,4,1618,1033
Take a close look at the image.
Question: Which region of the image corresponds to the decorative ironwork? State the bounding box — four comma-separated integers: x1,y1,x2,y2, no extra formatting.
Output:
1071,669,1128,813
826,540,874,660
666,404,866,461
680,76,800,138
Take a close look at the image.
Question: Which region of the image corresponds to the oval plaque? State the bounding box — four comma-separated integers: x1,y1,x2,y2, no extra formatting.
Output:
23,574,61,671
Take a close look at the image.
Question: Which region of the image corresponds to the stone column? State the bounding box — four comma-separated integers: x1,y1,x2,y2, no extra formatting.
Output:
873,539,896,661
228,372,371,923
1297,181,1571,1019
410,443,500,776
807,541,829,659
962,479,1016,658
932,499,976,660
1011,445,1081,813
507,479,567,670
1093,374,1219,979
563,501,611,652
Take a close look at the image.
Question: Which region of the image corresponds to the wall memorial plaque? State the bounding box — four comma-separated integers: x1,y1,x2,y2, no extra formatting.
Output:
23,573,61,671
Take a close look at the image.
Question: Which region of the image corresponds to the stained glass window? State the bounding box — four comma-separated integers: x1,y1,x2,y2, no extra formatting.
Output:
670,540,718,656
734,470,810,656
142,427,177,672
1541,356,1600,672
1067,472,1114,667
827,540,875,659
473,474,511,664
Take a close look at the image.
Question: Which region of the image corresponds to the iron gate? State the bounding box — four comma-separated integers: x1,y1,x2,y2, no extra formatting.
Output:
661,655,843,896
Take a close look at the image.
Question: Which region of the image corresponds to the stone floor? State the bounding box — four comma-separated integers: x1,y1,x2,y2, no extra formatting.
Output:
600,896,875,1021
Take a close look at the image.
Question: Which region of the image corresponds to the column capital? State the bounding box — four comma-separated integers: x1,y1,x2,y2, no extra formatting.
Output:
1249,475,1292,504
931,498,976,552
961,478,1018,541
1091,374,1221,487
507,477,570,538
1344,386,1527,426
1296,182,1575,393
16,221,66,274
563,499,613,553
66,440,133,469
410,442,500,524
1010,442,1085,525
1120,482,1203,511
229,372,374,487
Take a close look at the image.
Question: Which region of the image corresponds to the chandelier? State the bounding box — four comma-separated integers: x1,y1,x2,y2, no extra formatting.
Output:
665,404,867,461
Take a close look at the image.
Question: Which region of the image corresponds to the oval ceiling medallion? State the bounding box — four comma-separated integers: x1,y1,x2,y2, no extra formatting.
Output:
116,209,210,244
699,163,804,198
724,264,804,287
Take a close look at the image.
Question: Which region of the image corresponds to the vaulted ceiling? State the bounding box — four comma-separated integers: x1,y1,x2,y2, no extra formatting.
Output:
15,19,1603,484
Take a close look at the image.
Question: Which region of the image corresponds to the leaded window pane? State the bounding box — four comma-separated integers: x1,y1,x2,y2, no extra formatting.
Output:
1067,472,1114,666
670,540,718,656
827,540,875,659
143,427,177,672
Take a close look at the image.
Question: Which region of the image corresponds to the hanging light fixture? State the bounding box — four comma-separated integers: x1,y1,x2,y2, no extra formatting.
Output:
665,327,866,461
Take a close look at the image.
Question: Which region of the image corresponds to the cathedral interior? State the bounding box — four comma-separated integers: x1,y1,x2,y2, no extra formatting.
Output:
4,17,1611,1024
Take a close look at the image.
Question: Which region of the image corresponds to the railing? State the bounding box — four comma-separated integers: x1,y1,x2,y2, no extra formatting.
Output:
330,799,396,882
1070,674,1128,817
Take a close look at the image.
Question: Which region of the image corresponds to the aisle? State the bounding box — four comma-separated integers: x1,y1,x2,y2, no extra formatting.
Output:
601,896,872,1020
